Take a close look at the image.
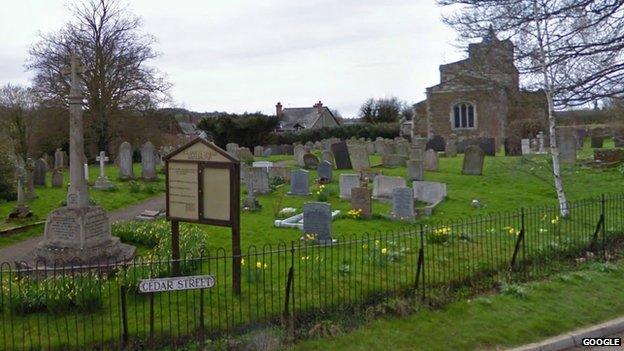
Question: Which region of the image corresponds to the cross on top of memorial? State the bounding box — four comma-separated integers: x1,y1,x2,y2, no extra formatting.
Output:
61,53,85,99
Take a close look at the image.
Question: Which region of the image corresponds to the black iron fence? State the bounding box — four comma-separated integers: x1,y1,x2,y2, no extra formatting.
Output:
1,194,623,350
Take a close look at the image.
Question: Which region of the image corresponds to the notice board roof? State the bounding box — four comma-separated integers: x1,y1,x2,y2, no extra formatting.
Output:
164,137,239,163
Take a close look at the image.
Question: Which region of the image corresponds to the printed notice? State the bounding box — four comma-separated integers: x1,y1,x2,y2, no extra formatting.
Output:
168,162,199,220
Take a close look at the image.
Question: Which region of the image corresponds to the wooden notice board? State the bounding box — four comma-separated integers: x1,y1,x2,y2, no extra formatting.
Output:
164,138,241,294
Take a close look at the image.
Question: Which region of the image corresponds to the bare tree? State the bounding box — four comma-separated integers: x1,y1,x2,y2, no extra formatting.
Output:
0,84,37,161
437,0,624,217
27,0,171,153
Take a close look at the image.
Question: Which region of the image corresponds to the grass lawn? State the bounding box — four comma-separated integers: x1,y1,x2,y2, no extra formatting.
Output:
294,261,624,351
0,163,165,234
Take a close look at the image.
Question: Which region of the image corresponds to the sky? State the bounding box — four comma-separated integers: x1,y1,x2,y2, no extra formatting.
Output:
0,0,466,117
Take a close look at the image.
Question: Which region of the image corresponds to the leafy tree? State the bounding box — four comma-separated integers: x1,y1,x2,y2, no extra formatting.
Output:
27,0,171,153
438,0,624,217
360,97,410,124
197,113,279,148
0,84,37,161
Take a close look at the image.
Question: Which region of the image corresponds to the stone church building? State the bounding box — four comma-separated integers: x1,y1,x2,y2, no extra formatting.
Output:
412,29,547,146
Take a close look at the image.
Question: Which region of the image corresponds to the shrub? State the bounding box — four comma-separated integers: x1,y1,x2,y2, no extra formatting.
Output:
0,138,16,201
128,181,141,193
275,123,400,145
197,113,279,149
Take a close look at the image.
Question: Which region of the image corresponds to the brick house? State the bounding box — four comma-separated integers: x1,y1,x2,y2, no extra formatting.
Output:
412,28,547,145
275,101,340,132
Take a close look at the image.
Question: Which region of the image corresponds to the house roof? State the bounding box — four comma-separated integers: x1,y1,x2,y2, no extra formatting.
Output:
177,121,198,135
279,106,338,130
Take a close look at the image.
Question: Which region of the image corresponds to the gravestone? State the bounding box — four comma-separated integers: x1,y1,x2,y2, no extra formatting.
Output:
34,158,47,186
54,148,65,169
613,132,624,148
331,141,352,169
374,138,386,155
426,135,445,152
366,141,375,155
591,136,604,148
557,128,577,164
320,150,335,167
445,135,458,157
24,159,37,200
395,140,410,157
521,139,531,155
537,132,546,153
423,149,438,171
339,173,360,199
303,202,333,244
269,165,290,181
289,169,310,195
457,138,496,156
382,154,408,168
294,145,306,167
392,187,414,220
282,144,293,155
317,160,333,182
94,151,114,190
372,175,406,199
251,167,270,194
51,169,63,188
462,145,485,175
303,153,320,169
505,136,522,156
409,147,424,160
412,137,427,150
253,145,264,157
236,147,254,163
141,141,157,181
118,141,134,180
226,143,239,156
413,181,447,204
8,171,32,219
349,146,370,171
350,187,372,219
577,129,587,149
406,159,424,181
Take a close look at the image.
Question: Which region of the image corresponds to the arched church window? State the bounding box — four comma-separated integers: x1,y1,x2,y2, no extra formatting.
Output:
452,102,476,129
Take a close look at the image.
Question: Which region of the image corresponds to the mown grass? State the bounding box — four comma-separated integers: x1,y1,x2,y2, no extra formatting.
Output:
0,163,165,233
294,261,624,351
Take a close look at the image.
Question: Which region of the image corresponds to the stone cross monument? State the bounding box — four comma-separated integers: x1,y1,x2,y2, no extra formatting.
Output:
94,151,114,190
34,53,134,265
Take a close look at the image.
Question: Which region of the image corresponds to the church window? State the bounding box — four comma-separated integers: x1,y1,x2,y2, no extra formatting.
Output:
452,103,476,129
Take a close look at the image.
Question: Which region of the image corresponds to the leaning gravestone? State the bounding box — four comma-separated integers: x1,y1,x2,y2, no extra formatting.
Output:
294,145,306,167
349,146,370,171
423,149,438,171
557,128,577,164
289,169,310,195
303,153,320,169
331,141,352,169
406,159,424,181
141,141,157,181
413,181,447,204
426,135,445,152
392,187,415,220
462,145,485,175
339,173,360,199
303,202,333,244
350,187,372,219
317,160,333,182
34,158,47,186
372,175,406,199
320,150,335,167
118,141,134,180
382,154,408,168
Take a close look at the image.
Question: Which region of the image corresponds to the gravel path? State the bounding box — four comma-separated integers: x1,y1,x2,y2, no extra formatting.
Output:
0,195,165,264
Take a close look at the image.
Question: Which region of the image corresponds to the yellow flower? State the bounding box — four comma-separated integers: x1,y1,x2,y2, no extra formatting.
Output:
551,216,560,225
362,244,368,249
381,247,388,254
256,261,262,269
241,258,246,266
263,263,268,269
301,255,310,260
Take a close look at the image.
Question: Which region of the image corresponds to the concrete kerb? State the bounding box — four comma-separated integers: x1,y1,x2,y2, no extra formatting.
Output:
508,316,624,350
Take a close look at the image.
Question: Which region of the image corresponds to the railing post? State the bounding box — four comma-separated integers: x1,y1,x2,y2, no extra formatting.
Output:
417,224,425,303
120,285,129,347
521,208,526,276
510,210,525,273
283,241,295,321
601,194,607,261
149,293,155,344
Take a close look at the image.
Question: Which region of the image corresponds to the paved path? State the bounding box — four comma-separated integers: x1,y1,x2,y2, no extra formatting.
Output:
0,196,165,264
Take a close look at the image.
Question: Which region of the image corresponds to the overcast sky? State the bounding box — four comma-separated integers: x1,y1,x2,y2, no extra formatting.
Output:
0,0,466,117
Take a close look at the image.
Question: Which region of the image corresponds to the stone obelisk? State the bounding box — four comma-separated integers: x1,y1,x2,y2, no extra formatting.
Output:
35,53,135,265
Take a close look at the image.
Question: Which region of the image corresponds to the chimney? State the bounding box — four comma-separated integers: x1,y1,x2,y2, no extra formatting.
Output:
314,100,323,114
276,102,283,117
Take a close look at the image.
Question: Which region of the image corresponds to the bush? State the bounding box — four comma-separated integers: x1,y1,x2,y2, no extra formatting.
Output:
0,139,16,201
197,113,279,149
275,123,399,145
